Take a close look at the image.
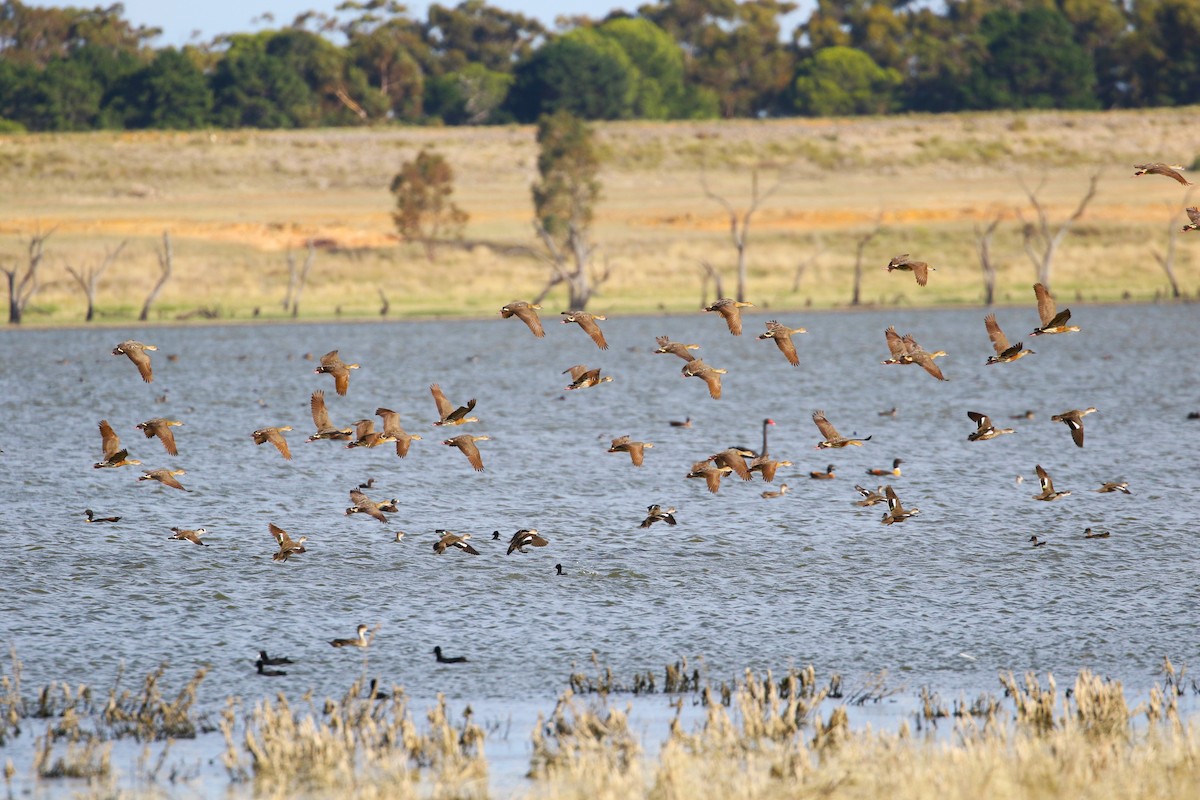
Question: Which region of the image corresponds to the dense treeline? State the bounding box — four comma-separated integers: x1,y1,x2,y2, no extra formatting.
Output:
0,0,1197,132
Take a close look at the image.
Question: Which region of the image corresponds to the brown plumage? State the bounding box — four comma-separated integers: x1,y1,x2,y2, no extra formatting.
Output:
269,523,307,561
608,435,653,466
168,526,208,546
330,624,370,647
1032,465,1070,501
1133,162,1191,185
375,408,421,457
681,359,726,399
761,484,790,499
639,504,677,528
654,335,699,361
885,254,933,286
252,426,293,460
85,509,121,523
500,300,545,337
94,420,141,468
346,489,388,523
687,459,732,493
704,297,754,335
431,384,479,426
881,327,946,379
1030,283,1080,336
881,485,920,524
748,455,792,483
560,311,608,349
563,365,613,390
442,434,489,470
137,418,183,456
1183,207,1200,232
757,320,806,366
112,340,157,382
984,314,1034,364
710,448,753,481
966,411,1014,441
307,390,353,441
1096,482,1130,494
854,485,887,507
138,468,188,491
809,464,836,480
506,528,549,555
346,418,397,450
314,350,359,396
1050,407,1097,448
812,410,871,449
433,530,479,555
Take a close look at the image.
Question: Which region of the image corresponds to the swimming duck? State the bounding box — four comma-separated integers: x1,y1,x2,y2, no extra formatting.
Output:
812,410,871,449
681,359,726,399
555,564,566,576
85,509,121,523
139,468,188,491
1183,207,1200,232
654,336,699,361
748,455,791,482
560,311,609,350
1133,162,1191,185
252,426,293,460
269,523,307,561
761,483,790,499
314,350,359,396
1029,535,1048,547
687,460,733,493
112,340,157,383
710,448,754,481
433,646,468,664
345,489,388,523
1096,482,1130,494
1011,410,1036,420
393,531,406,542
967,411,1015,441
255,661,287,677
442,434,489,471
669,417,693,428
375,408,421,457
1051,407,1096,448
1084,527,1111,539
867,458,903,476
608,435,653,466
1030,283,1080,336
878,407,898,417
491,531,501,540
984,314,1034,364
885,254,934,286
258,651,293,666
757,320,806,366
563,365,614,390
307,390,353,441
168,526,208,546
639,505,677,528
809,463,836,479
500,300,545,337
330,624,370,648
94,420,141,469
506,528,549,555
1032,465,1071,501
367,679,389,700
853,485,887,507
881,486,920,524
433,530,479,555
704,297,754,335
137,418,183,456
431,384,479,426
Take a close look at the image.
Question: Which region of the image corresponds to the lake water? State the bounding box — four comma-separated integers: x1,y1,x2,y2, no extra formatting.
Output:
1,303,1198,790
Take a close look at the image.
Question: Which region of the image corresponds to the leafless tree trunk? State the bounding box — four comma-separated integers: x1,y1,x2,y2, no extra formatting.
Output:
1153,192,1193,300
974,215,1003,306
530,220,609,310
1018,172,1100,292
698,260,725,308
850,217,883,307
2,227,55,324
700,167,783,303
285,240,317,319
66,240,127,322
792,237,827,293
140,231,174,321
378,288,390,316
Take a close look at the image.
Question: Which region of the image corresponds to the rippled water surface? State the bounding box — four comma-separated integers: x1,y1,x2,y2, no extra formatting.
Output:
2,304,1198,721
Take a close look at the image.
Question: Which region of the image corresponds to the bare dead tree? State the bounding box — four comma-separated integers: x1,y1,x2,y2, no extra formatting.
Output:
698,259,725,308
1,227,55,324
66,240,127,322
850,216,884,307
529,225,610,309
285,240,317,319
1018,172,1100,292
700,166,784,303
792,236,827,293
1153,190,1194,300
378,287,390,316
974,214,1004,306
140,231,175,322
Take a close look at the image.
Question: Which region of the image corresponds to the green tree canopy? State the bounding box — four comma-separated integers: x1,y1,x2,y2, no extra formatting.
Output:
505,35,634,121
117,48,213,129
793,45,900,116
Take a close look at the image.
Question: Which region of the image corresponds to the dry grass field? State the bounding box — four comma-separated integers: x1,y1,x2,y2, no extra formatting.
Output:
0,107,1196,325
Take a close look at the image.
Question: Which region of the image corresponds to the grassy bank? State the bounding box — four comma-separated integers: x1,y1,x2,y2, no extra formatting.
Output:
1,108,1197,326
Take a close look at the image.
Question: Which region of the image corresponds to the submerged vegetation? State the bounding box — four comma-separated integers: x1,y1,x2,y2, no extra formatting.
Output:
3,649,1200,797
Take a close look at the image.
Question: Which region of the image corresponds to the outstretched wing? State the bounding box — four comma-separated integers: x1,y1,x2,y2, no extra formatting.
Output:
1033,283,1056,327
311,391,333,429
512,304,545,337
984,314,1010,355
884,327,907,359
99,419,121,458
430,384,453,420
575,315,609,350
909,351,946,381
812,410,840,441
